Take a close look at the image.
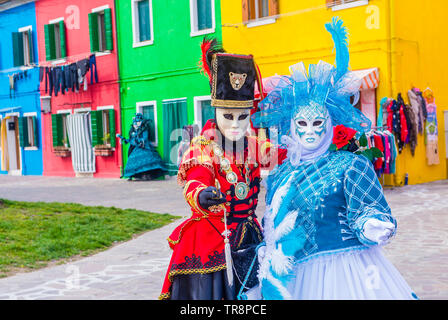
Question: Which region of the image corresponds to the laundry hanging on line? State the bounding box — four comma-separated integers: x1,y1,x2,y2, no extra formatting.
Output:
38,54,99,97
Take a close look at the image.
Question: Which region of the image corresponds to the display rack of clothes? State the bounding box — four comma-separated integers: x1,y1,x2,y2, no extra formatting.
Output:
366,128,398,178
383,89,428,156
38,54,98,97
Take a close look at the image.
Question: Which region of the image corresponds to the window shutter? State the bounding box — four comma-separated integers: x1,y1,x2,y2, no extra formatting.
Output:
27,30,35,64
44,24,56,61
326,0,336,7
108,109,116,147
90,110,103,146
269,0,279,16
12,32,24,67
59,21,67,58
88,12,99,52
104,8,114,51
242,0,249,22
33,116,39,147
18,117,29,148
51,114,63,147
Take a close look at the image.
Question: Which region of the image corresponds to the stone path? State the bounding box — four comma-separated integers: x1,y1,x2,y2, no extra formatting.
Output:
0,175,447,299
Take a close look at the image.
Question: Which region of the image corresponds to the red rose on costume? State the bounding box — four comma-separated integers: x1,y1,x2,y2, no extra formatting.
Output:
332,125,357,149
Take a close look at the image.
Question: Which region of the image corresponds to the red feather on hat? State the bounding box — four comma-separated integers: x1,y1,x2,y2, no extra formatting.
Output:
199,37,224,82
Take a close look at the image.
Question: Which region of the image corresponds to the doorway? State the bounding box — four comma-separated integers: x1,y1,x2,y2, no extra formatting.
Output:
1,115,22,175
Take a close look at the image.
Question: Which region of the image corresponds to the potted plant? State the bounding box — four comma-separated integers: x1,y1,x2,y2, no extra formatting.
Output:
94,134,114,156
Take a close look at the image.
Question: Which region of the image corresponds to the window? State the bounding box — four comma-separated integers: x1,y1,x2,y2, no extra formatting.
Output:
89,7,114,53
18,114,38,149
190,0,215,36
242,0,279,24
136,101,158,146
52,112,70,148
162,98,188,175
12,26,34,67
132,0,154,47
91,108,116,148
326,0,369,11
194,96,213,128
44,20,67,61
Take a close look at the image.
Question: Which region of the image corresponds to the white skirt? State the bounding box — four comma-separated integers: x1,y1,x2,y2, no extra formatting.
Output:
246,246,418,300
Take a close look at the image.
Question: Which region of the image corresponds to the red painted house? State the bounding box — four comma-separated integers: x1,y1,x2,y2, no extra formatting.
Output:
36,0,122,178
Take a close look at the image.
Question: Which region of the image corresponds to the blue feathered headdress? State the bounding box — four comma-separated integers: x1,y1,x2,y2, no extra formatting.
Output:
252,18,371,138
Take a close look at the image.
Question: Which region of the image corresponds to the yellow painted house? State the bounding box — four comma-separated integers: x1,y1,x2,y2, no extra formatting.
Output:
221,0,448,186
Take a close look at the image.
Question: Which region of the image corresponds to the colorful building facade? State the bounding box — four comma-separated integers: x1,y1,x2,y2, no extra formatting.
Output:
35,0,122,178
115,0,222,175
220,0,448,186
0,0,43,176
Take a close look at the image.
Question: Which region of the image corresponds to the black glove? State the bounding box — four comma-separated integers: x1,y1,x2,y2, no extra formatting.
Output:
198,186,226,210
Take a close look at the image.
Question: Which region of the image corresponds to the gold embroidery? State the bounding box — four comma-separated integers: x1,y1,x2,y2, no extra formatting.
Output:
168,263,227,282
211,98,254,108
158,292,171,300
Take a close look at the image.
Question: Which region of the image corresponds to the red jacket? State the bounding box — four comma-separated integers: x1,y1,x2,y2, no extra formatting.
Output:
159,120,286,300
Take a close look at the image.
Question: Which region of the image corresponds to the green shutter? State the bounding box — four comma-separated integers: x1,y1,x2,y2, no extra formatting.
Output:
51,114,63,147
12,32,24,67
44,24,56,61
109,109,116,147
59,21,67,58
27,30,35,64
162,100,188,175
104,8,114,51
33,116,39,147
88,12,99,52
91,110,103,146
18,117,29,148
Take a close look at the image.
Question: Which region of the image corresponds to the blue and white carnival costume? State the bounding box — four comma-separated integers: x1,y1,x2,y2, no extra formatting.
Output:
247,18,417,300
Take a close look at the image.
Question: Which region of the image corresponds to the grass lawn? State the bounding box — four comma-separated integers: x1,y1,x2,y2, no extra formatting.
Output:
0,199,179,278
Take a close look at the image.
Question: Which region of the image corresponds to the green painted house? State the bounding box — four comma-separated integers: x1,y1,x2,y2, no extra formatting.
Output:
115,0,222,175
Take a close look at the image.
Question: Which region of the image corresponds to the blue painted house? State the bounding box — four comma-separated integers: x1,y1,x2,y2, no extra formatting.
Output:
0,0,43,176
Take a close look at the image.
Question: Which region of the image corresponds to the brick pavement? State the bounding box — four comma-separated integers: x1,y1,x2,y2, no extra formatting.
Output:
0,175,447,299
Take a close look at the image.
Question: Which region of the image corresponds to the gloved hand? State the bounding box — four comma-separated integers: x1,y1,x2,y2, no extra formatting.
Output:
198,186,226,210
362,219,395,246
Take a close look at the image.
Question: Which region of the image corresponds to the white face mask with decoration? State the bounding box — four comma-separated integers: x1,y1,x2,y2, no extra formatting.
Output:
293,102,330,150
215,108,251,142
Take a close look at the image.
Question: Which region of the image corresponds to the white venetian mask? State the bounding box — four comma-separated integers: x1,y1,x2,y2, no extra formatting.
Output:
215,108,250,142
293,102,330,149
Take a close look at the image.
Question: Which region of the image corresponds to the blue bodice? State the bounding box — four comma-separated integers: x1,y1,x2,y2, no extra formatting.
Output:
258,151,397,299
263,150,396,262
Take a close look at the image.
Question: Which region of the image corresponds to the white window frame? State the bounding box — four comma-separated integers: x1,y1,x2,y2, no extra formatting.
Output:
48,17,66,64
331,0,369,11
22,112,38,150
131,0,154,48
136,100,158,146
91,5,112,55
193,95,212,128
95,106,114,148
56,109,72,149
245,0,277,28
17,25,33,67
189,0,216,37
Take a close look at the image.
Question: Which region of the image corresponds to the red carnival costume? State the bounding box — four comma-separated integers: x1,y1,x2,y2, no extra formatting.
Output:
159,38,286,300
